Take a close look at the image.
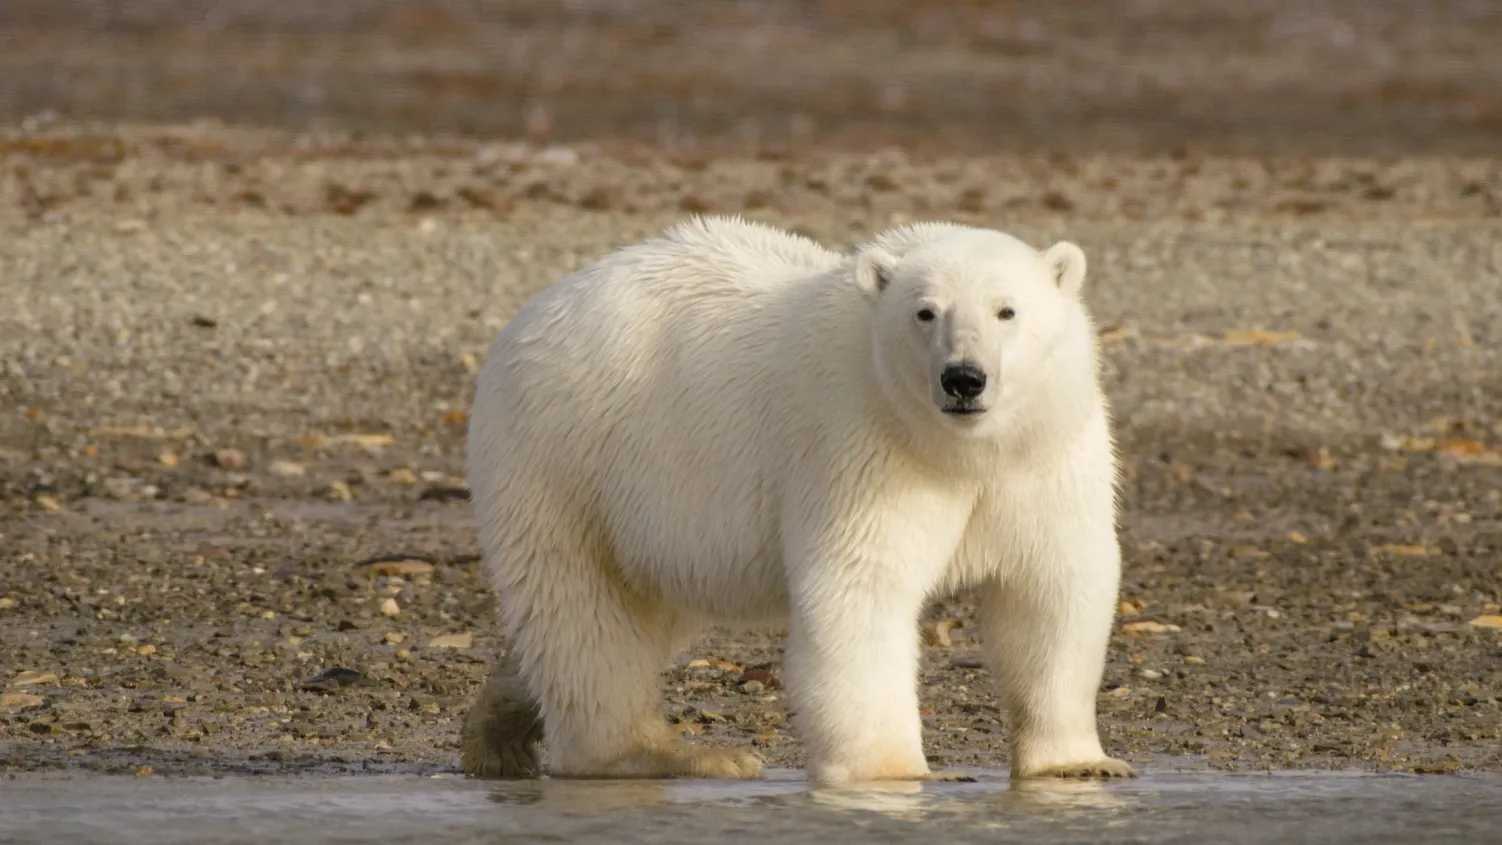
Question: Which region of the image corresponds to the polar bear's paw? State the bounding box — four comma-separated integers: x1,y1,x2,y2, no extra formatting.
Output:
921,770,979,783
1021,758,1137,779
579,740,765,780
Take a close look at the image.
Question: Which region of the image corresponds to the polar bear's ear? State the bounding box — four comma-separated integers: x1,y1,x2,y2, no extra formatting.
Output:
853,246,899,301
1044,241,1088,298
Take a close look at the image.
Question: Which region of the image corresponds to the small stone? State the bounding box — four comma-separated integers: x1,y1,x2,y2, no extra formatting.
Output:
0,692,45,709
1467,615,1502,630
383,632,405,645
1183,655,1206,664
1118,600,1141,618
135,644,157,656
379,598,401,617
34,494,62,511
1139,669,1162,680
214,448,247,470
268,460,306,478
183,487,215,505
300,667,365,693
388,468,418,485
10,670,59,687
159,452,179,467
1122,621,1180,635
325,480,354,501
365,558,435,578
737,668,777,687
0,597,15,610
102,477,137,500
427,633,473,649
698,710,727,724
921,619,962,647
738,680,765,695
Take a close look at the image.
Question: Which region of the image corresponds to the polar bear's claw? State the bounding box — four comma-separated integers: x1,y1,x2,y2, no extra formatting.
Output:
1027,758,1137,779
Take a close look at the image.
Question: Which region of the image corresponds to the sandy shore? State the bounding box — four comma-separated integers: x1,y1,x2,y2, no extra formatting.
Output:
0,120,1498,779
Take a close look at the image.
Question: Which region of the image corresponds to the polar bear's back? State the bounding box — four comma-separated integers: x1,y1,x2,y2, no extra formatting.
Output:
468,217,851,617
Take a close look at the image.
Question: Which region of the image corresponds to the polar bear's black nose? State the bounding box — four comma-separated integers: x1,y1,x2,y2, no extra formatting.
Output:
940,364,987,400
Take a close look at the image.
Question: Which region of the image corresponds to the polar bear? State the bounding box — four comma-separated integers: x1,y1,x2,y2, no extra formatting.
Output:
460,216,1132,785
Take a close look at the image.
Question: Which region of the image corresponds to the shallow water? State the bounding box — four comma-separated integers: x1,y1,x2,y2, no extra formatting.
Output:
2,768,1499,845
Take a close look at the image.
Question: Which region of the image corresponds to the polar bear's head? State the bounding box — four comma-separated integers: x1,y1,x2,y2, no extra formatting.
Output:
853,223,1093,439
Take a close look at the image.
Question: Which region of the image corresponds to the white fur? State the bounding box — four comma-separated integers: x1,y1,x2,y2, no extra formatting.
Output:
465,215,1131,784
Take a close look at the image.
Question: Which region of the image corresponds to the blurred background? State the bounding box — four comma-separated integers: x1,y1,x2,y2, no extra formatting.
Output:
2,0,1500,156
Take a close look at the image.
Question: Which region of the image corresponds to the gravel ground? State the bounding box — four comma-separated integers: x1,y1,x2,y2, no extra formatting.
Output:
1,123,1499,780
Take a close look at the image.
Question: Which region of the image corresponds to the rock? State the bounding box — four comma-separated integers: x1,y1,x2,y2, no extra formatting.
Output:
363,557,435,578
324,480,355,501
383,632,405,645
1139,669,1163,680
1183,655,1206,664
299,667,366,693
379,598,401,617
135,644,157,656
214,448,247,470
737,668,777,688
921,619,962,647
738,680,765,695
1118,600,1141,617
10,670,59,687
0,597,15,610
1122,621,1181,635
268,460,306,478
388,468,418,485
183,487,215,505
427,633,473,649
0,692,45,709
33,494,62,511
102,477,138,500
1467,615,1502,630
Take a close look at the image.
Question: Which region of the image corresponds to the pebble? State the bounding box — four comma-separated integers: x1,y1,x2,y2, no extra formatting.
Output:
427,633,473,649
383,632,405,645
268,459,306,478
325,480,355,501
921,619,961,647
214,448,248,470
366,558,435,578
299,667,365,693
1122,621,1181,635
379,598,401,617
33,494,62,511
183,487,215,505
0,597,15,610
1139,669,1163,680
10,670,59,687
1468,615,1502,630
388,468,418,485
0,692,45,708
738,680,765,695
1118,600,1142,617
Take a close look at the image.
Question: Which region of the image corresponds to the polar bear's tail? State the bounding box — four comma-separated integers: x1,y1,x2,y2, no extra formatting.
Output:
460,650,545,778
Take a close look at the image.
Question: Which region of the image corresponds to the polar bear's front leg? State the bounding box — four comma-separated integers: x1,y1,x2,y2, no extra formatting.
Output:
980,517,1136,780
783,575,931,787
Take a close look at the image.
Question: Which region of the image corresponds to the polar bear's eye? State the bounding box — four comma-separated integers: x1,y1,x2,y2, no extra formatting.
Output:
916,308,936,322
998,307,1017,321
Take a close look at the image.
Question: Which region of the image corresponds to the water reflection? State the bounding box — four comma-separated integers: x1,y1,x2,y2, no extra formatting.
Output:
484,768,1133,821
